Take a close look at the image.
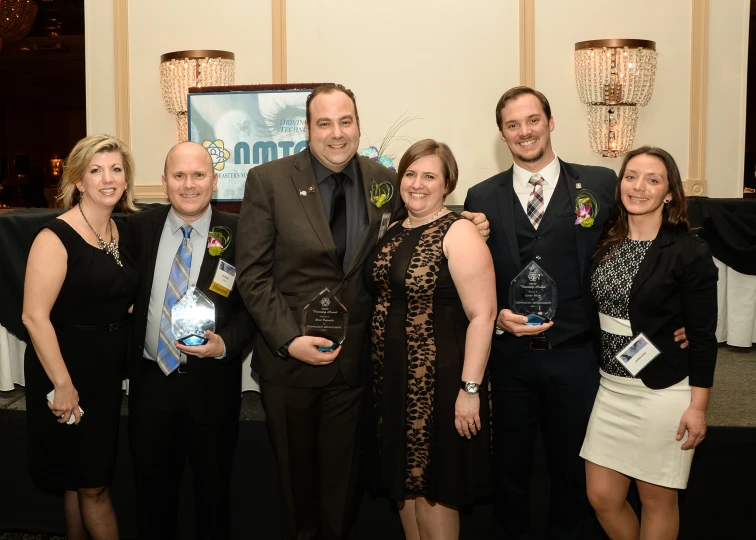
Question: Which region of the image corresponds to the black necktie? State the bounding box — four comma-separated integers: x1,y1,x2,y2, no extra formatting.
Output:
330,173,347,266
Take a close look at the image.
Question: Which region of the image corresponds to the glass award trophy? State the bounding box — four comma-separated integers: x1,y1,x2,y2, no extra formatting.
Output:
171,286,216,346
508,261,558,325
301,288,348,352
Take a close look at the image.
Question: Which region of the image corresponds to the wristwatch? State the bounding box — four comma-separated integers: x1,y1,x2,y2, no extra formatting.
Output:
276,336,298,359
460,381,481,395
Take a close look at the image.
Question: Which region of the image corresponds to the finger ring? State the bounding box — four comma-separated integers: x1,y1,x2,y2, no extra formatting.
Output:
468,422,475,427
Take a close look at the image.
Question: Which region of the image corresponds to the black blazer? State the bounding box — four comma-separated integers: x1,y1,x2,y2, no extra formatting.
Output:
236,149,401,388
464,159,616,347
591,227,718,390
127,205,255,421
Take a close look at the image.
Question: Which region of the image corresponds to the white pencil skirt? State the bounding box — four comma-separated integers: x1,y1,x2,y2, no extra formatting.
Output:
580,370,695,489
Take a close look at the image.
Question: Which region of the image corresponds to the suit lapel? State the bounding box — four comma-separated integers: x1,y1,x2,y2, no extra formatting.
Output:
561,161,588,283
630,228,674,298
196,208,219,289
497,169,522,272
291,150,342,269
346,157,388,276
143,205,172,293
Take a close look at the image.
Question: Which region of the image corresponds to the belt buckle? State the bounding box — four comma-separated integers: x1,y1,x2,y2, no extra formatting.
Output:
529,335,551,350
176,364,188,374
109,322,118,332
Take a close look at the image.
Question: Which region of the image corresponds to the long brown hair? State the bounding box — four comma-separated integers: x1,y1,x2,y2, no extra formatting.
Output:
595,146,688,258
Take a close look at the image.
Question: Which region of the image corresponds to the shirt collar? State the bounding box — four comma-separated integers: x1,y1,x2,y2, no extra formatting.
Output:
310,152,359,186
513,154,560,189
166,204,212,238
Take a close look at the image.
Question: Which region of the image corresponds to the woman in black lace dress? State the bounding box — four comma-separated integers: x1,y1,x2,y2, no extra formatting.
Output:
23,135,139,539
580,147,717,540
364,140,497,539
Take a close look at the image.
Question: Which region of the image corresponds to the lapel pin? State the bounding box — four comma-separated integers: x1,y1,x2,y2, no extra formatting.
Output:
299,190,307,197
576,183,582,189
308,185,316,194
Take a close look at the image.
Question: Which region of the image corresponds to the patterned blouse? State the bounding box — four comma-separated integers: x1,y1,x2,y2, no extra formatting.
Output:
591,238,653,377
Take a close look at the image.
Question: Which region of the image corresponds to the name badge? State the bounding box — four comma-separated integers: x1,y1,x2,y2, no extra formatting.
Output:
377,213,392,243
209,259,236,298
615,332,660,376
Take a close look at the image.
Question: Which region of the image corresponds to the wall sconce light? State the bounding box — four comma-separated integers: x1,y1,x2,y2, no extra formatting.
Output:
574,39,658,158
159,50,236,142
50,158,63,177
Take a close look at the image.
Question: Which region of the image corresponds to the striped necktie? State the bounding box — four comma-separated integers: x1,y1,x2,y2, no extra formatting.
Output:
526,174,545,228
156,225,193,375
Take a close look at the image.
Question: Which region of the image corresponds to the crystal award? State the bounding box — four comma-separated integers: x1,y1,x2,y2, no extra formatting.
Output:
171,286,216,346
508,261,558,325
301,288,348,352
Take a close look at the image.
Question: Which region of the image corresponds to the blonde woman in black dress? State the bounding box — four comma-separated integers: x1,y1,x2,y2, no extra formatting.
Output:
23,135,139,539
580,146,717,540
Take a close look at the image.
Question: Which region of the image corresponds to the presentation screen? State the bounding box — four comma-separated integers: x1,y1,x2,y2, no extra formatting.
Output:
188,88,312,201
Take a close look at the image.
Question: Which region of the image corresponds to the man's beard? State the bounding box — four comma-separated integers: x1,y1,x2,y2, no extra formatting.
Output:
515,144,545,164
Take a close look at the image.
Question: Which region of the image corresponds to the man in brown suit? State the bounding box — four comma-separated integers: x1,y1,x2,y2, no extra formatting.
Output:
236,84,401,540
237,83,488,539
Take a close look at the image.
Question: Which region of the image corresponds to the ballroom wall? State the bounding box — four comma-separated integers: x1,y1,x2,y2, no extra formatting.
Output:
85,0,749,203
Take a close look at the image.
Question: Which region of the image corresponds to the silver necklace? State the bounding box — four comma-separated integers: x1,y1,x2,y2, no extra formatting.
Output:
78,204,123,267
404,207,448,229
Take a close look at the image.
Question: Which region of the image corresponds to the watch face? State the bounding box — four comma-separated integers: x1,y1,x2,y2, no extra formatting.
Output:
464,382,480,394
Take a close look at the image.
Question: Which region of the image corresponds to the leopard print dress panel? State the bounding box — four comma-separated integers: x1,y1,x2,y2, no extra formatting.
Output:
365,212,492,505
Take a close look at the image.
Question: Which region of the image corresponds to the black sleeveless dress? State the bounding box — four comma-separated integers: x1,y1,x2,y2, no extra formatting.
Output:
24,218,138,493
363,212,492,506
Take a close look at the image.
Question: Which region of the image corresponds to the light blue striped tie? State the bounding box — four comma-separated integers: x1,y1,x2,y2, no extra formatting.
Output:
156,225,193,375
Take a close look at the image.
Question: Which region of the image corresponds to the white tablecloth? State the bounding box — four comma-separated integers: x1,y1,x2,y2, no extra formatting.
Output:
714,258,756,347
0,325,260,393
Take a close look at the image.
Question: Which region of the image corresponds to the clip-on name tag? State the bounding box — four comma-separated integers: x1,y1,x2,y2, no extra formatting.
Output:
209,259,236,298
614,332,660,376
377,213,392,243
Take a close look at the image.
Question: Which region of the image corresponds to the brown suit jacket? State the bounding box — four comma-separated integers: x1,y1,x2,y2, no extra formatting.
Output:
237,149,400,387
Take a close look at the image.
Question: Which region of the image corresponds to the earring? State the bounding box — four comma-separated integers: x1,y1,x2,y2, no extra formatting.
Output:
664,199,671,203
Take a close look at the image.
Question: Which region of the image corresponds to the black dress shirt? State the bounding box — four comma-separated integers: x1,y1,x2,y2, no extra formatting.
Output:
310,154,368,271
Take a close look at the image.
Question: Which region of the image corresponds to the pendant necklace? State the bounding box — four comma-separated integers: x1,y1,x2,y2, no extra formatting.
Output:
404,207,448,229
79,204,123,267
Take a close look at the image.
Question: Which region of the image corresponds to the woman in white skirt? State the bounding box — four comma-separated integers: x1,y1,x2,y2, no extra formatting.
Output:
580,146,718,540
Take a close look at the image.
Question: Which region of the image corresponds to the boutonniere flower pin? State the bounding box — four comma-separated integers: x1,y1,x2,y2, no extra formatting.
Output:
574,189,600,228
207,226,232,256
358,114,419,209
369,179,394,209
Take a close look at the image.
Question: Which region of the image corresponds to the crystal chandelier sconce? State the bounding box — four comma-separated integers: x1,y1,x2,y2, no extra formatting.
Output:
159,50,235,142
574,39,657,158
0,0,38,53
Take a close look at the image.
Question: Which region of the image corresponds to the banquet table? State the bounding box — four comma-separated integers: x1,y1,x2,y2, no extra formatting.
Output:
1,198,755,392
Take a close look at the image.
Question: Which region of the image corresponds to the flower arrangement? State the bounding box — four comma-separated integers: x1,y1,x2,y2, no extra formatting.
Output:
207,226,232,256
574,190,600,228
358,113,418,208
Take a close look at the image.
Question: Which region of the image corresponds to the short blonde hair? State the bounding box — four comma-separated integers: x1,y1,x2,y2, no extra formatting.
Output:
56,134,138,212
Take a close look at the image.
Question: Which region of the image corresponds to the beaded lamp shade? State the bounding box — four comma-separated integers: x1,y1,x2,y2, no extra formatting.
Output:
160,50,235,142
0,0,38,52
574,39,657,158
